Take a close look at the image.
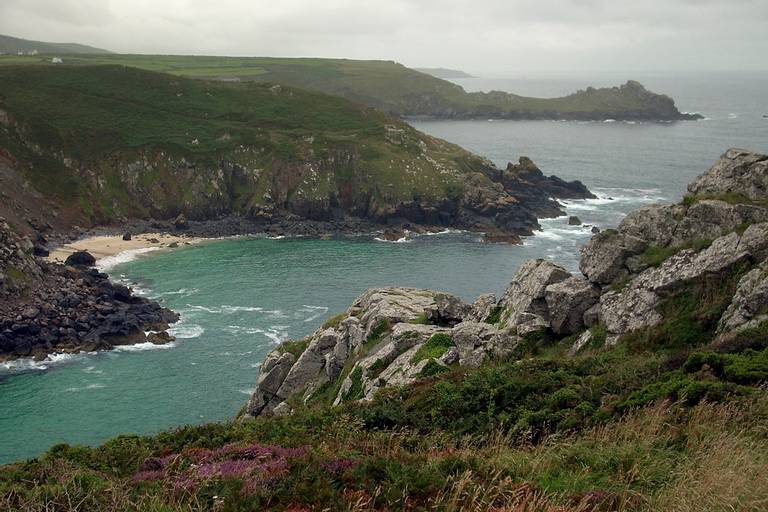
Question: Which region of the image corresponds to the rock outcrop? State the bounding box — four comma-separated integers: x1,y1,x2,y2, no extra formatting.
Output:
247,148,768,418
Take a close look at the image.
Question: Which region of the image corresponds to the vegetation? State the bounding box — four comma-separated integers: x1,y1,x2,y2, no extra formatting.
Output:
410,333,455,364
0,64,492,225
0,54,692,120
2,269,767,510
639,238,712,267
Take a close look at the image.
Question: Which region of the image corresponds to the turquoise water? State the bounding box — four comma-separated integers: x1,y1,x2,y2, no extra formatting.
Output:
1,71,767,463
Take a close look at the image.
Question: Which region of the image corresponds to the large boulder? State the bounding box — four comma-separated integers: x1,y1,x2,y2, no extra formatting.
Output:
64,250,96,267
688,148,768,201
579,231,647,285
498,259,571,334
544,276,600,335
452,321,516,366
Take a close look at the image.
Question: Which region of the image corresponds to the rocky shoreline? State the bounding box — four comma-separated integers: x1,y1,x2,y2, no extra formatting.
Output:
247,148,768,417
0,219,179,363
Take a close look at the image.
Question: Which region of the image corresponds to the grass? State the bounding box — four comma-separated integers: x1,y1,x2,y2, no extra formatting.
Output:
322,312,347,329
0,55,689,120
411,333,455,364
639,238,713,267
278,338,310,358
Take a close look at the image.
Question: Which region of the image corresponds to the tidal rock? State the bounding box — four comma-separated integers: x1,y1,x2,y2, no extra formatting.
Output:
122,232,132,241
65,251,96,267
568,215,582,226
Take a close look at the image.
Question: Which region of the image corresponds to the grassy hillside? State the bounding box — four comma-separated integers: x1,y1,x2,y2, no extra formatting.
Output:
0,34,109,55
0,54,697,120
0,64,514,231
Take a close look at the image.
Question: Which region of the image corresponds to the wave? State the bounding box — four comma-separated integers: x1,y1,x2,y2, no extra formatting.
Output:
226,324,288,344
221,305,264,314
64,383,106,392
158,288,199,298
113,341,178,352
98,247,160,272
299,305,328,322
239,388,255,395
169,324,205,339
374,235,411,243
0,351,96,374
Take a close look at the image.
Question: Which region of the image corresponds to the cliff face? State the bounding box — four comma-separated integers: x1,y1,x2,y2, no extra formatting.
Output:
0,65,592,240
248,148,768,417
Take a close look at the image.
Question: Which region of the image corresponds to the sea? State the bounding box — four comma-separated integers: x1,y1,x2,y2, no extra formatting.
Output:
1,71,766,463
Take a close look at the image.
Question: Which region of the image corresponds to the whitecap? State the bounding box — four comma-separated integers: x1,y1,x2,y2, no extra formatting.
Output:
239,388,256,395
267,235,286,240
169,324,204,339
374,236,411,243
113,341,178,352
603,119,616,123
221,305,264,314
64,383,106,392
98,247,160,271
82,366,103,375
159,288,199,297
185,304,222,314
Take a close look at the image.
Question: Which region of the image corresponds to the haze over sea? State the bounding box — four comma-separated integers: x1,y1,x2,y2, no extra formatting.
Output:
1,71,766,463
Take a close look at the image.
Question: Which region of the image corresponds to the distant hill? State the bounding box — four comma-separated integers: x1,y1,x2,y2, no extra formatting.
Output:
0,34,110,55
414,67,474,79
0,53,700,121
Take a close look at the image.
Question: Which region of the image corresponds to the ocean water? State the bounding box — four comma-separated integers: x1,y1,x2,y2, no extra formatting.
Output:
1,71,766,463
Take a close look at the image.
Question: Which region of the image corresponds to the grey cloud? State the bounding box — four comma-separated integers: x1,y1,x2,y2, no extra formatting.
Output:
0,0,765,72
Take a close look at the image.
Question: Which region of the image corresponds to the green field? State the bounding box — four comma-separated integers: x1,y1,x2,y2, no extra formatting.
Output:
0,54,695,120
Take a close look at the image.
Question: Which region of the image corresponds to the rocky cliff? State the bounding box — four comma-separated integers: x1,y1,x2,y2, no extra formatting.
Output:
0,65,592,241
247,148,768,417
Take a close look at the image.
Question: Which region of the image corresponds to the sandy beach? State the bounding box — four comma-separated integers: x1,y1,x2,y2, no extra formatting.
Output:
46,232,205,265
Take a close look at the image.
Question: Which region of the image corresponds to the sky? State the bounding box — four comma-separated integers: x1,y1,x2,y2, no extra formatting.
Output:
1,0,766,74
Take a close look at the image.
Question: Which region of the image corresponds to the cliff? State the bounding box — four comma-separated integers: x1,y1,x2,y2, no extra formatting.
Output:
249,148,768,416
0,65,591,240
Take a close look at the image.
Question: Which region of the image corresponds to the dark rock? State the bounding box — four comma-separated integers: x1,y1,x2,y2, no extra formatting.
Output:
122,232,132,241
174,214,188,230
568,215,582,225
64,251,96,267
33,244,49,257
591,226,600,233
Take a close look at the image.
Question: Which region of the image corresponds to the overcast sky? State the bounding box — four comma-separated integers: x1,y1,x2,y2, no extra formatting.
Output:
1,0,766,74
